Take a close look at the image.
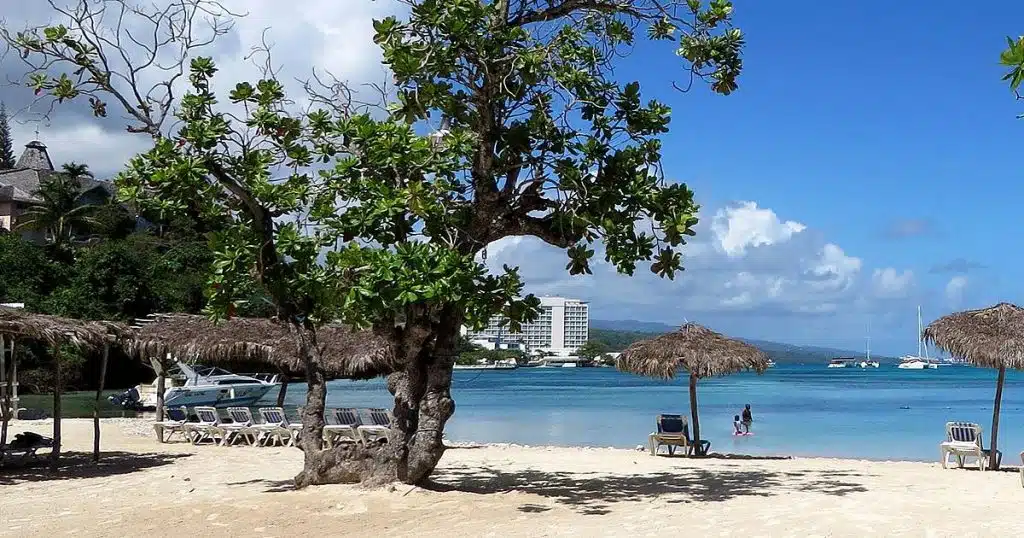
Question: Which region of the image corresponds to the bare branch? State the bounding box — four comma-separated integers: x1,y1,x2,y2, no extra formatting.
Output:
0,0,244,138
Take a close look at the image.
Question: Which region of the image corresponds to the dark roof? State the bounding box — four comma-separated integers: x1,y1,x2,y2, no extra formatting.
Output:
0,184,38,203
15,140,54,171
0,141,116,203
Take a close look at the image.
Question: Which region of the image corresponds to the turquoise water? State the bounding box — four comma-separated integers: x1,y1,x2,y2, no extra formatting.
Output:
266,364,1024,462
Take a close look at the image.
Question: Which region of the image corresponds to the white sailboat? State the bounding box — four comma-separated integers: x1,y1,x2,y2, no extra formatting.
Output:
860,336,880,368
898,306,938,370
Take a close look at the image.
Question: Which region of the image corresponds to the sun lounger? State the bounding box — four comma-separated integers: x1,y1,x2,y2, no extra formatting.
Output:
648,414,691,456
323,408,362,448
357,408,392,444
254,407,296,447
222,407,258,446
153,406,189,443
0,432,53,467
940,421,1001,471
185,406,227,445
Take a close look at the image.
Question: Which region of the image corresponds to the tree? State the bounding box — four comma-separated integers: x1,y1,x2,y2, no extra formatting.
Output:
14,0,744,487
15,162,99,247
577,339,611,361
1003,35,1024,117
0,102,15,169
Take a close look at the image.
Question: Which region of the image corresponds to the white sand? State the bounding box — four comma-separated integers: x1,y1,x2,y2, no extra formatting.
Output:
1,419,1022,537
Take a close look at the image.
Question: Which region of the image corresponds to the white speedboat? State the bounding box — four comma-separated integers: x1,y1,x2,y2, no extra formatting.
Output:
111,362,280,410
453,359,518,371
827,358,854,368
766,359,776,368
898,306,938,370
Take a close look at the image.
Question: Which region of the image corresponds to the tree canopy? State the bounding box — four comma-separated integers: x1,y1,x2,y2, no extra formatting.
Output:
6,0,746,486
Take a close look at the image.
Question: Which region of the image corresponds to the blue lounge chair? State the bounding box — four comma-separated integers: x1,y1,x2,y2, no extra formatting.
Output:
648,414,691,456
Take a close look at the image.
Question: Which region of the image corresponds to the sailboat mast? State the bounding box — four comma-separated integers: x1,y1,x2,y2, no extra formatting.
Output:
921,303,929,358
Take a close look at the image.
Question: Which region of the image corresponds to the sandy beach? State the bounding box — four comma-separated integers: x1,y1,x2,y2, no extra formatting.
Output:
1,419,1022,537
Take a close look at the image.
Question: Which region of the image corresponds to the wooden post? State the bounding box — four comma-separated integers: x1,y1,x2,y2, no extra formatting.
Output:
990,365,1006,470
688,373,701,456
155,361,166,422
276,373,289,407
93,343,109,462
50,348,63,470
1,335,8,448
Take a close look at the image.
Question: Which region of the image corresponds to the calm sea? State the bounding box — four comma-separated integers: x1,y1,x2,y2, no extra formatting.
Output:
271,364,1024,462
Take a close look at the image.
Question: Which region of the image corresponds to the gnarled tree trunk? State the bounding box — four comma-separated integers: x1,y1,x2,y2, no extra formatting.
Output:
293,310,461,488
293,325,328,488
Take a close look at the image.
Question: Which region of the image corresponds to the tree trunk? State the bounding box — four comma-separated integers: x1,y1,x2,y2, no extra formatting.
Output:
93,344,109,462
990,365,1006,470
292,315,461,488
276,374,289,407
689,373,701,456
292,326,329,488
51,351,62,470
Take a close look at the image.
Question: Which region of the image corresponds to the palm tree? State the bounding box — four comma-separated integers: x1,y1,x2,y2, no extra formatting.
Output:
16,162,99,246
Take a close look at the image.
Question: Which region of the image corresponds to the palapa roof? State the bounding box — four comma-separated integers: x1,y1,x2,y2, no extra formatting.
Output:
126,314,399,380
923,302,1024,370
616,323,770,380
0,306,128,350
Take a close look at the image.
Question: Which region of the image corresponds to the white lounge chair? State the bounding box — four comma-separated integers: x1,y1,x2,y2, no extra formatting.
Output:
323,408,362,448
357,408,391,444
185,406,227,445
222,407,258,446
254,407,295,447
940,421,1000,471
153,406,188,443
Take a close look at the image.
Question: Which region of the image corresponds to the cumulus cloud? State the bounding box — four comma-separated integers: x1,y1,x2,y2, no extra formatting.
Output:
871,268,914,299
945,276,968,306
0,0,404,177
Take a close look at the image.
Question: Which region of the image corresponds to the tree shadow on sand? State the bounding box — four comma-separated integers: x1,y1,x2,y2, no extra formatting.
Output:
227,478,296,493
427,465,870,515
0,451,191,485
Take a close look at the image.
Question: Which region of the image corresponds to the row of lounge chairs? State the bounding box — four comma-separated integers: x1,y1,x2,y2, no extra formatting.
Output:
153,406,392,448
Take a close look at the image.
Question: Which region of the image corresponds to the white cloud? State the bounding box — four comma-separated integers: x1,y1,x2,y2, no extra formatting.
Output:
871,268,915,299
0,0,404,177
710,201,806,257
945,276,968,306
483,201,887,320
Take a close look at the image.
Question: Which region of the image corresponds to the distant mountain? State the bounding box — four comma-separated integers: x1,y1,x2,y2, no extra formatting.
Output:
590,320,895,363
590,319,676,333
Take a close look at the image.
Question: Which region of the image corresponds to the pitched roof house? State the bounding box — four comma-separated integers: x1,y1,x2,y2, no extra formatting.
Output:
0,140,116,237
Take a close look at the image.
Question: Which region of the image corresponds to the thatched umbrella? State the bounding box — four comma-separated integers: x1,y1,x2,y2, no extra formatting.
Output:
127,314,399,413
0,307,127,466
923,302,1024,470
616,323,770,455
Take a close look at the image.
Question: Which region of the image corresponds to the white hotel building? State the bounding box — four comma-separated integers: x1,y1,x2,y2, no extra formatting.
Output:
463,297,589,356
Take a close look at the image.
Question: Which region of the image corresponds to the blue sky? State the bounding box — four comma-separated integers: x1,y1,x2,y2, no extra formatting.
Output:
490,1,1024,355
3,0,1021,355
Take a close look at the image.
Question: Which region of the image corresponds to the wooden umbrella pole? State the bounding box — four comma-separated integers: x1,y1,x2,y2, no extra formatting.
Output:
990,365,1006,470
1,335,9,448
689,372,701,456
51,348,63,470
93,343,109,462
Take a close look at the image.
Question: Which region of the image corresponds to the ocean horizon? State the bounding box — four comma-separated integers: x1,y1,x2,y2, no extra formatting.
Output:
268,364,1024,462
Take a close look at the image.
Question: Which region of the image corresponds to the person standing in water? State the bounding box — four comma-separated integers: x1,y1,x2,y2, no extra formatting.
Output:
741,404,753,433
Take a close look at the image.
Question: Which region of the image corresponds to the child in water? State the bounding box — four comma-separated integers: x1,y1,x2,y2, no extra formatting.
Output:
733,415,743,435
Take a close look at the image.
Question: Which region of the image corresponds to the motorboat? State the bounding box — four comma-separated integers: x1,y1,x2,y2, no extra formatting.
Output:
453,359,518,371
109,361,280,410
827,358,855,368
766,359,776,368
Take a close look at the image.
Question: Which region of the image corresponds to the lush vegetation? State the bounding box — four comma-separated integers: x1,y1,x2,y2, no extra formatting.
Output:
6,0,745,487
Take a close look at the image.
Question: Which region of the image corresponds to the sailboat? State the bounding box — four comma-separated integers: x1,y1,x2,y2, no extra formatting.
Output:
859,334,879,368
897,306,938,370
